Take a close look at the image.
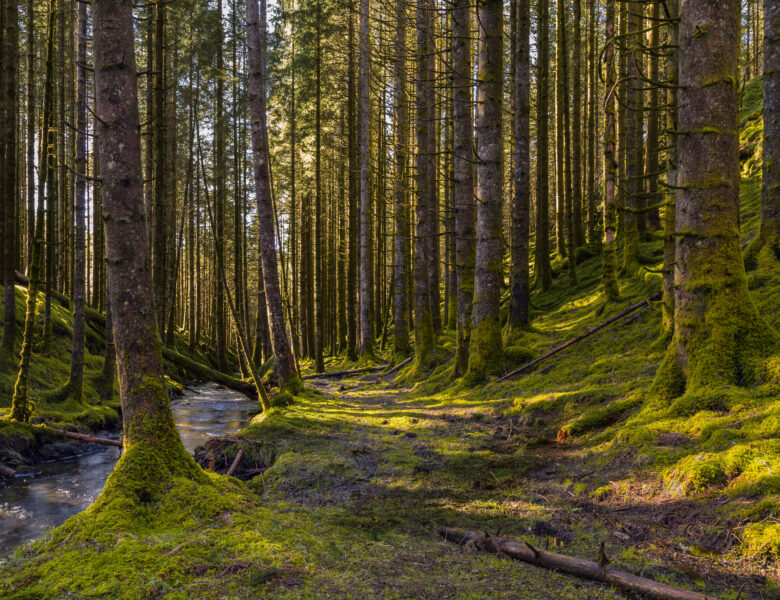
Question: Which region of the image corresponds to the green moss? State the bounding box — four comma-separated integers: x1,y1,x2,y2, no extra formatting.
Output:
463,317,504,385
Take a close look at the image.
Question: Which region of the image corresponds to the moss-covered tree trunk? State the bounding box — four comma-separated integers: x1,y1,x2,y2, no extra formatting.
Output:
93,0,195,476
508,0,530,331
413,0,435,373
246,0,302,393
601,0,620,302
393,0,410,363
466,0,503,382
534,0,553,291
452,0,475,375
661,0,679,335
11,5,54,423
746,0,779,263
654,0,779,398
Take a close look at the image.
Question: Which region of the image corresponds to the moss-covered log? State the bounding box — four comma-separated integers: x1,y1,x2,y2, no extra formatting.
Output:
161,347,256,398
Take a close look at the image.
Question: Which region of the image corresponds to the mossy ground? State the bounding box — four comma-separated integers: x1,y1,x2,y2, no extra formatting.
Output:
2,76,777,598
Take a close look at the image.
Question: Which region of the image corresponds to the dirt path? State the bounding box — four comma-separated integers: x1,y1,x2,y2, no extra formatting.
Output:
242,376,756,599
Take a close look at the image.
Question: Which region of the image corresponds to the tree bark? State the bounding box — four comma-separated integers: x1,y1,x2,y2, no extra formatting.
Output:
11,5,54,423
69,0,88,401
413,0,436,373
653,0,779,398
245,0,302,393
93,0,195,473
393,0,411,362
466,0,503,381
747,0,780,261
508,0,530,331
358,0,374,359
602,0,620,302
534,0,552,291
1,0,18,358
452,0,475,375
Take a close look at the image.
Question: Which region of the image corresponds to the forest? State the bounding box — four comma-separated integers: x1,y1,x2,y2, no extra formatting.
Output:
0,0,778,596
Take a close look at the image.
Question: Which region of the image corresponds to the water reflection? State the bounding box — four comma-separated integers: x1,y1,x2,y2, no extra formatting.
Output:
0,383,256,555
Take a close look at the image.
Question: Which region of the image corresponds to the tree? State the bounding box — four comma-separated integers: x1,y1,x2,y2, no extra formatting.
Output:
452,0,476,374
653,0,779,399
68,0,88,401
745,0,779,265
1,0,19,358
246,0,303,393
357,0,374,359
466,0,503,382
413,0,436,373
508,0,530,331
534,0,552,291
10,4,55,423
602,0,619,302
392,0,410,362
93,0,195,472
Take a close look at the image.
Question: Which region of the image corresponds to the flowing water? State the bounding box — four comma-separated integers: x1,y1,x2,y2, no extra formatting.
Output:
0,383,257,556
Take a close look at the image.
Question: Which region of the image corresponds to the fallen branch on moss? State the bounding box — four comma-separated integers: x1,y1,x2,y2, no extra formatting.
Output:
381,356,413,379
49,428,123,448
0,464,16,478
497,292,662,382
440,528,717,600
301,364,388,380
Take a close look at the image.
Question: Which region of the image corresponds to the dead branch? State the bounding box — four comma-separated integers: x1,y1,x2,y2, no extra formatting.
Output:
497,292,661,382
441,528,718,600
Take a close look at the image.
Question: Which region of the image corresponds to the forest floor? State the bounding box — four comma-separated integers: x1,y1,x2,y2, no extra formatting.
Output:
1,76,777,600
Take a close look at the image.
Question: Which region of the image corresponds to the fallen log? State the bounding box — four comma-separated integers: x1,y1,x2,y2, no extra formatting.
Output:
440,528,717,600
301,364,388,380
496,292,661,382
49,429,124,448
381,355,413,379
161,347,257,399
0,464,16,478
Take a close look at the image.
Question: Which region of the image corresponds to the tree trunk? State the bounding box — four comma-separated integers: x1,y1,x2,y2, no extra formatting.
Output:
746,0,780,262
571,0,585,248
653,0,779,398
413,0,436,373
452,0,475,375
602,0,620,302
245,0,302,393
315,0,325,371
346,8,358,362
621,3,642,277
358,0,374,359
644,1,661,231
69,0,88,400
93,0,196,479
466,0,503,381
508,0,530,331
11,5,54,423
214,0,226,369
535,0,552,290
1,0,18,358
393,0,410,362
661,0,678,334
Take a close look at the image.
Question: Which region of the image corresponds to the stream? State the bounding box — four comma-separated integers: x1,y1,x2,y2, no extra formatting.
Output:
0,383,257,556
